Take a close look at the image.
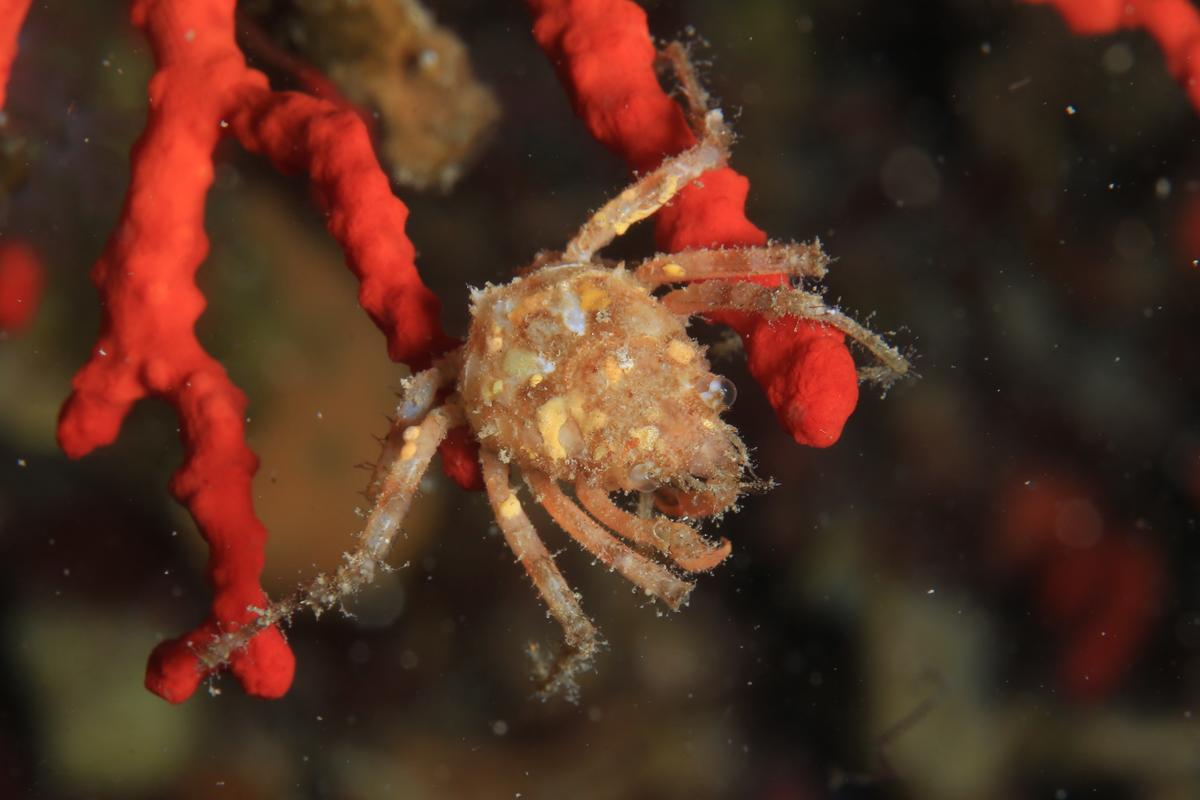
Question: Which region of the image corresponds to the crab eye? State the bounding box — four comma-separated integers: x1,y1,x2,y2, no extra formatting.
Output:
699,376,737,410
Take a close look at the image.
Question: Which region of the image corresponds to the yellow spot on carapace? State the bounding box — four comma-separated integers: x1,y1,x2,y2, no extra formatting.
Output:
604,358,622,385
402,425,421,442
490,379,505,397
584,410,608,433
631,426,660,450
537,396,570,460
593,444,609,460
529,374,543,387
663,262,686,278
399,442,418,461
487,335,504,352
701,419,715,429
666,339,694,364
503,348,539,379
613,221,630,236
578,284,610,312
499,494,521,519
510,289,551,325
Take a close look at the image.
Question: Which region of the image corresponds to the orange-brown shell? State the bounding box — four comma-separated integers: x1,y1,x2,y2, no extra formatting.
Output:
459,264,746,496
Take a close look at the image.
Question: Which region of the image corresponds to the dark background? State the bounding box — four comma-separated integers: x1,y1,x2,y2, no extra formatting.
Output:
1,1,1199,798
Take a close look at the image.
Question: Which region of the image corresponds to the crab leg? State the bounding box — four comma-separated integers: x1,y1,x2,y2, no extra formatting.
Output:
661,281,911,382
525,472,694,610
575,482,731,573
564,109,733,262
198,402,461,670
633,241,829,289
657,40,712,134
368,352,461,500
480,450,598,699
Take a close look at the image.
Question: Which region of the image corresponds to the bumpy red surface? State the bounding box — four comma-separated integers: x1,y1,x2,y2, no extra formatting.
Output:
527,0,860,447
52,0,453,703
0,241,42,335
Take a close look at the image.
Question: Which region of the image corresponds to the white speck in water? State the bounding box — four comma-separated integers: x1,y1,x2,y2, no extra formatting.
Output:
315,411,323,420
492,720,508,736
16,458,26,467
927,588,936,595
1065,104,1076,115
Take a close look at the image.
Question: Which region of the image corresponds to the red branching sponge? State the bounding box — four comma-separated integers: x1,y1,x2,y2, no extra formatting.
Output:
53,0,454,703
2,0,875,704
1028,0,1200,111
0,0,30,112
527,0,860,447
0,240,42,335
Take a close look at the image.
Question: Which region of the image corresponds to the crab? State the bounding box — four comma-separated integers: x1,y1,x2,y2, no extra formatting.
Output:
199,47,910,698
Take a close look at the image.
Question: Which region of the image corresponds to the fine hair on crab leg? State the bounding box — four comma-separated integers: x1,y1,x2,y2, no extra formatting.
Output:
657,40,712,133
525,472,695,610
575,483,731,573
198,402,461,671
394,349,463,426
479,450,598,698
368,352,463,499
662,281,911,381
563,108,734,263
633,241,830,288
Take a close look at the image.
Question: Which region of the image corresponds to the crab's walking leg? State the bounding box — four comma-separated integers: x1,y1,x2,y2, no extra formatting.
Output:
575,483,731,573
658,40,716,135
480,450,598,699
634,241,830,288
564,109,733,263
368,350,463,498
525,472,695,610
662,281,911,381
198,402,461,670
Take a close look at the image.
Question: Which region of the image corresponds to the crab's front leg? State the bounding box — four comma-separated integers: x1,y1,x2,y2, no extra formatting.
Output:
198,396,462,672
479,450,599,700
563,108,733,262
661,281,911,383
633,241,830,289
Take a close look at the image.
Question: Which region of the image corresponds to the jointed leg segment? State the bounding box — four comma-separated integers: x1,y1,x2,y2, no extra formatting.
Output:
480,450,599,699
564,107,734,263
634,241,829,288
575,482,731,573
199,395,461,670
662,280,911,382
525,472,694,610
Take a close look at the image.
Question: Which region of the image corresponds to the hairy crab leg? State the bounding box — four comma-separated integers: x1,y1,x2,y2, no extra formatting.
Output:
575,482,731,573
633,241,829,288
563,108,733,262
479,450,599,700
525,472,695,610
197,401,461,671
367,351,462,500
661,281,911,382
657,41,712,133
